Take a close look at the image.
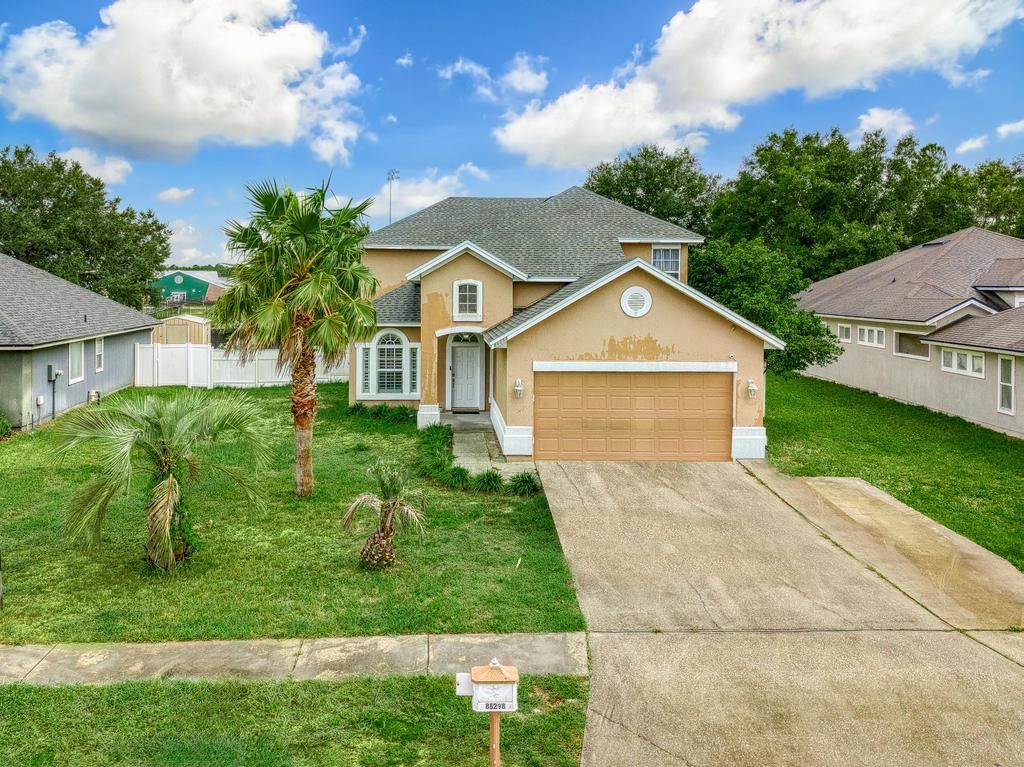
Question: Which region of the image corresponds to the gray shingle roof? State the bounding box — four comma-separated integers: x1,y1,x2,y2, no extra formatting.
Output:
798,228,1024,322
922,306,1024,353
0,253,159,347
482,261,638,344
363,186,703,279
373,281,420,324
974,258,1024,288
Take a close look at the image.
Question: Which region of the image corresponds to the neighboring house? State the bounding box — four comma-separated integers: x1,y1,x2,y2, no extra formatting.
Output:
354,186,784,461
152,269,228,304
799,227,1024,438
0,253,158,428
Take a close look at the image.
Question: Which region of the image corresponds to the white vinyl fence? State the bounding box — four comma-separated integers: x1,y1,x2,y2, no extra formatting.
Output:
135,344,348,388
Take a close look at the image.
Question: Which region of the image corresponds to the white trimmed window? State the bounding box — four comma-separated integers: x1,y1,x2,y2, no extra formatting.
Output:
95,337,105,372
894,331,929,360
652,246,681,280
355,330,420,400
998,356,1015,414
941,348,985,378
453,279,482,321
857,326,885,348
836,323,852,343
69,341,85,384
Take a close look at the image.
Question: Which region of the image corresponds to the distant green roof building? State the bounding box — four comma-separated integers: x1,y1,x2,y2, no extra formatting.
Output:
152,270,228,303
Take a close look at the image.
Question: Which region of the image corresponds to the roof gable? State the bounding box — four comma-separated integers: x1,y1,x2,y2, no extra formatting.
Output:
0,253,159,347
405,241,528,281
484,259,785,350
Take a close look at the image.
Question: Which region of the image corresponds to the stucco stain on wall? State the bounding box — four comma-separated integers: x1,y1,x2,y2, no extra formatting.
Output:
568,334,679,361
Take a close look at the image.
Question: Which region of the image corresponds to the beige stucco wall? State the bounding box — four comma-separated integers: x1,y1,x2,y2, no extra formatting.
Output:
806,318,1024,438
513,282,564,308
499,268,765,429
419,253,513,407
492,347,508,417
364,248,444,296
620,242,690,283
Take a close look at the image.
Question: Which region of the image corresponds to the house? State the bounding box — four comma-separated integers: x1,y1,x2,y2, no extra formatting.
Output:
353,186,784,461
799,227,1024,438
152,269,228,304
0,253,159,428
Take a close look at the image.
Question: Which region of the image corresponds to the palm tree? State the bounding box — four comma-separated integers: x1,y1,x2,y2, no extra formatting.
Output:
344,461,426,569
55,391,271,571
212,180,377,497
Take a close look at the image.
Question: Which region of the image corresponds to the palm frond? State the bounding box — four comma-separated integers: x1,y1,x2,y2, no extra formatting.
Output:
343,493,383,529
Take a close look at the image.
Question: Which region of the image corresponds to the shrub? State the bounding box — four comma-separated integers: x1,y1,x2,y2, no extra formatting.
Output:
417,425,455,481
507,471,541,496
471,469,505,494
0,412,10,439
368,404,391,420
445,466,472,489
346,402,367,417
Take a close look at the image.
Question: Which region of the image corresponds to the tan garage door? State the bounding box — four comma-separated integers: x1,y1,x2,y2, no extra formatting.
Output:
533,372,733,461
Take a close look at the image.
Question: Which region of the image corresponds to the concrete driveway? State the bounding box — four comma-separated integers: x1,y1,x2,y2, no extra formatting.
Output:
539,461,1024,767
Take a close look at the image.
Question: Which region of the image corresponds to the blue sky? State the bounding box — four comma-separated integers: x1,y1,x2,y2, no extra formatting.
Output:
1,0,1023,265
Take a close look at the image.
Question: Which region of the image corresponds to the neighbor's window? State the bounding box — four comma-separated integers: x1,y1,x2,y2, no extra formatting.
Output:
998,356,1015,414
69,341,85,384
95,337,105,372
453,280,482,321
895,332,929,360
652,247,681,280
857,326,885,348
836,323,852,343
941,348,985,378
376,333,405,394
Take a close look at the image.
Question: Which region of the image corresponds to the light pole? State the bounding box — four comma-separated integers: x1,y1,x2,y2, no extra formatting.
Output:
386,169,400,224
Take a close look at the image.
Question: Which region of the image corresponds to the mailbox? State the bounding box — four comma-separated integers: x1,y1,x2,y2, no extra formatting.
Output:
470,659,518,713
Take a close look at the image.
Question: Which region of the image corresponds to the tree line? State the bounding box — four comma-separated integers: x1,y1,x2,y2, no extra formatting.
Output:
585,129,1024,372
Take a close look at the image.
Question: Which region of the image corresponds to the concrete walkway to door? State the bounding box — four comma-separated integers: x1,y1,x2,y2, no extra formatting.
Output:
538,461,1024,767
443,411,536,478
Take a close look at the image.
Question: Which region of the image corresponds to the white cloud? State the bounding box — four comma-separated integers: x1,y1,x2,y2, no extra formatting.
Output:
500,53,548,94
496,0,1024,167
395,51,413,68
997,118,1024,138
384,113,398,124
955,134,988,154
438,57,497,101
0,0,366,164
167,218,231,266
57,147,132,183
157,186,194,203
366,163,489,221
335,24,366,57
854,107,915,140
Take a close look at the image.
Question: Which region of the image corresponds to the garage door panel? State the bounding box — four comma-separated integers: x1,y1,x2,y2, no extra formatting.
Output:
534,372,733,461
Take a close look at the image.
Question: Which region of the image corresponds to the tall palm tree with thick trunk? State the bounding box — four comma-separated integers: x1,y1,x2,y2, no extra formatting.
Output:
55,390,271,571
212,181,377,497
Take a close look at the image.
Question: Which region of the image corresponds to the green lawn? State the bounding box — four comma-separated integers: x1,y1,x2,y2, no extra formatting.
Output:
0,384,584,643
766,373,1024,571
0,676,587,766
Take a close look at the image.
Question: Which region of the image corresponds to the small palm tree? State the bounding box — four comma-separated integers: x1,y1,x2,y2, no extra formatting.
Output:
212,180,378,498
344,461,426,570
55,391,271,571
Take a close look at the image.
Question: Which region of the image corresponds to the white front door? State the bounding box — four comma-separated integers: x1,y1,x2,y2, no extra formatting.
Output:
452,344,481,410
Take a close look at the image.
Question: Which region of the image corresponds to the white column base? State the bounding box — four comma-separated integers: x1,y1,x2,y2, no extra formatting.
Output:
732,426,767,460
417,404,441,428
489,398,533,456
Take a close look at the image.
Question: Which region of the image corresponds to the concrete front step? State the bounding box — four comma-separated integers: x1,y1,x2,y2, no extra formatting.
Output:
0,631,589,686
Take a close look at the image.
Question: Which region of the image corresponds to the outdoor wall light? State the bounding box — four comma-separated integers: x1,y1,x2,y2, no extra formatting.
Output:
747,380,759,400
513,378,524,399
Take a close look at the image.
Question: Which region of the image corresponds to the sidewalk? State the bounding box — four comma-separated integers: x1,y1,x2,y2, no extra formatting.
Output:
0,631,588,686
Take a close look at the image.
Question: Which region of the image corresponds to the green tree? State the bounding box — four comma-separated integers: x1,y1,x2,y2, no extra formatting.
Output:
212,180,377,497
973,157,1024,238
0,145,169,307
584,144,721,232
343,461,426,570
55,391,270,571
689,239,841,373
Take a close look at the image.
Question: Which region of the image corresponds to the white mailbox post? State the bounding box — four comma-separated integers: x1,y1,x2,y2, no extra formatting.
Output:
455,657,519,767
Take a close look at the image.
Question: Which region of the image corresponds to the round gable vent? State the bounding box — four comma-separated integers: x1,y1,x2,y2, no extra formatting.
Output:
620,286,652,317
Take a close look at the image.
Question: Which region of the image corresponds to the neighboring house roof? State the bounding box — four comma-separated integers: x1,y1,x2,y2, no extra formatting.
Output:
160,269,230,288
798,227,1024,322
0,253,159,348
922,306,1024,354
373,281,420,325
483,259,786,350
974,258,1024,288
363,186,704,279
